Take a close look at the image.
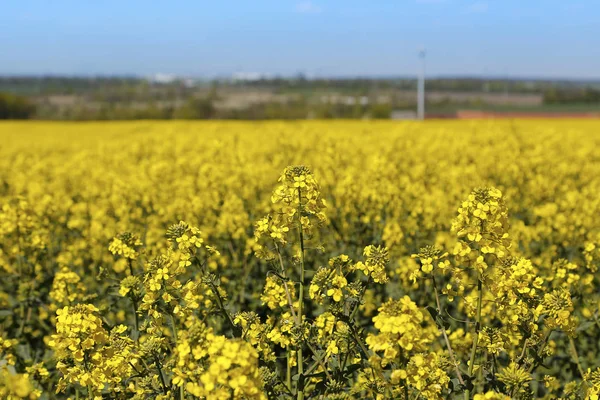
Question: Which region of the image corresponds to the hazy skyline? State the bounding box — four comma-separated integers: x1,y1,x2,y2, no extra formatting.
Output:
2,0,600,78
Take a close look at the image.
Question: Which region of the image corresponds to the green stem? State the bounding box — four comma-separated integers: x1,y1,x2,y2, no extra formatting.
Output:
129,361,142,375
171,311,185,400
305,342,333,381
518,338,528,364
170,313,178,341
154,354,168,394
569,337,586,381
131,296,139,343
465,277,483,400
432,274,465,385
340,351,350,375
287,349,292,391
128,258,135,276
349,276,371,322
17,304,30,337
593,314,600,332
528,329,552,373
274,243,298,322
127,259,140,344
349,325,371,361
297,187,305,400
209,281,239,337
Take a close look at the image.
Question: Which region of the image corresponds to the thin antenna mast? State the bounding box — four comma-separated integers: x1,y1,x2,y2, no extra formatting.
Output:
417,49,426,120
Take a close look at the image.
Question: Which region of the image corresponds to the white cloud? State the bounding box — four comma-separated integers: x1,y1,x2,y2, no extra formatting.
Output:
295,1,322,14
464,1,488,13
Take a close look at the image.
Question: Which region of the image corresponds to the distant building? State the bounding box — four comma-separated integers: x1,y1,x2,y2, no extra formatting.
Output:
231,72,268,82
148,73,178,84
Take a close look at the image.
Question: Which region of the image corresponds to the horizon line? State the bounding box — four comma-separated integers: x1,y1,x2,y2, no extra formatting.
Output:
2,73,600,83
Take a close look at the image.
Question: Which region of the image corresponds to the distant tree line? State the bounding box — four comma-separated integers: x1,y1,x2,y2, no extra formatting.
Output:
2,76,599,120
0,76,142,96
3,76,600,97
543,88,600,104
214,99,391,120
240,76,598,94
29,97,391,120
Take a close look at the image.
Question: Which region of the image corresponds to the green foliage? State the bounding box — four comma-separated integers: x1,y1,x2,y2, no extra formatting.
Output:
543,88,600,104
0,92,36,119
173,97,216,119
369,103,392,119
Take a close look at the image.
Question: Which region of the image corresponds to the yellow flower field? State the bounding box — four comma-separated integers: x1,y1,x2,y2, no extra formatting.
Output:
1,120,599,399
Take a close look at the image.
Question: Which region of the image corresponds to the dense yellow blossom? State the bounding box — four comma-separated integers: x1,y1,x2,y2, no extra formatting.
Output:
367,295,438,357
0,366,40,399
0,120,599,399
473,392,511,400
261,275,294,309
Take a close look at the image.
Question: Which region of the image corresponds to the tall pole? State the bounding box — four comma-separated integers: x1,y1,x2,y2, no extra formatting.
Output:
418,49,426,120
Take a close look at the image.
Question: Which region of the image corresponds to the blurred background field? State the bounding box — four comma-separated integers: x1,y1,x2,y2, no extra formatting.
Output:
2,1,600,121
2,75,600,121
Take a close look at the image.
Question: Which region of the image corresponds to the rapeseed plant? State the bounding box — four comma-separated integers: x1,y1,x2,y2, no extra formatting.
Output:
0,120,598,398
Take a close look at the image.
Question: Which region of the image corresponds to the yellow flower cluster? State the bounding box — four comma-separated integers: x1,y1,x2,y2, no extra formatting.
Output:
314,312,352,358
410,245,450,282
48,304,135,395
109,232,142,260
309,251,385,306
366,296,449,399
356,245,389,283
539,288,577,335
191,335,265,399
49,266,88,308
367,296,438,357
584,237,600,272
272,165,327,229
496,362,532,396
233,312,275,362
473,392,511,400
310,255,352,303
392,352,450,399
261,275,295,309
0,336,19,366
253,165,326,261
0,367,40,400
585,368,600,399
486,257,544,331
452,187,511,274
173,320,265,399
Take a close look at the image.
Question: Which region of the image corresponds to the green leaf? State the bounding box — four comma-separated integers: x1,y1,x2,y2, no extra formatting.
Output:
426,305,439,320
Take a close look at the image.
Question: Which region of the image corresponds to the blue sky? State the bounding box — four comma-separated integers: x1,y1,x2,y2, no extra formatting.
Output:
1,0,599,78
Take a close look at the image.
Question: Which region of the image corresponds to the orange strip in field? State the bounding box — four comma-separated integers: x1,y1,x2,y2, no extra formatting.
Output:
455,110,600,119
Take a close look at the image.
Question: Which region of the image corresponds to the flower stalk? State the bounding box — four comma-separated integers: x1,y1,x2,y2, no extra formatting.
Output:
465,277,483,400
296,186,305,400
